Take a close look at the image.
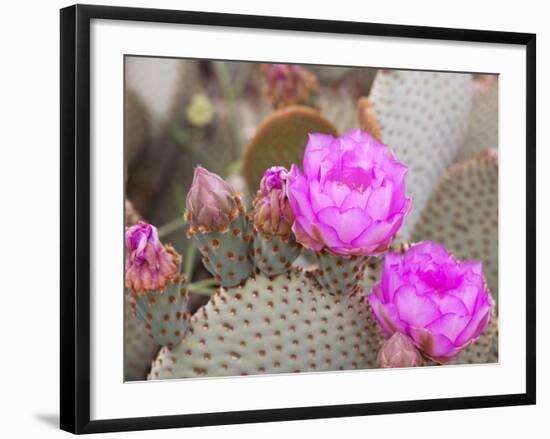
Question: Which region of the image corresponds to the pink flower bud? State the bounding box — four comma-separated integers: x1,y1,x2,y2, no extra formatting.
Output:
125,221,181,295
261,63,318,109
378,333,424,368
253,166,295,236
185,166,240,233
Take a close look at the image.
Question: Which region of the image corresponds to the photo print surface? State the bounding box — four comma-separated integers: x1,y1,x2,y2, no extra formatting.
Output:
123,57,498,382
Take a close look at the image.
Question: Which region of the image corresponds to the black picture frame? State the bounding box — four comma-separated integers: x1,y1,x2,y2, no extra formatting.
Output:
60,4,536,434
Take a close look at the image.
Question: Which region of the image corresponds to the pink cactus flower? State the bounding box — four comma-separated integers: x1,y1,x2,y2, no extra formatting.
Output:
125,221,181,295
185,166,240,233
368,241,494,363
378,333,424,368
286,128,411,256
253,166,295,236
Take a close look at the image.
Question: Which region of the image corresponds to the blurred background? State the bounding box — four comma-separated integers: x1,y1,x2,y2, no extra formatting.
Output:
125,58,377,250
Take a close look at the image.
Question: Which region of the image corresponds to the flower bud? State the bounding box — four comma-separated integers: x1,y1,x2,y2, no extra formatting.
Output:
185,166,240,233
261,63,318,109
253,166,295,236
378,333,424,368
125,221,181,295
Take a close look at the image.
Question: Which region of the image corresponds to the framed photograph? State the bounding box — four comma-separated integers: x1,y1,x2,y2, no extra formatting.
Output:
60,4,536,434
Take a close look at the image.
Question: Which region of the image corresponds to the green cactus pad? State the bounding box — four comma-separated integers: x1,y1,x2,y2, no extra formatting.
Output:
369,70,473,239
251,230,301,277
241,105,338,192
457,77,498,161
192,213,254,287
124,290,159,381
314,251,367,295
130,278,191,347
410,150,498,304
148,268,384,379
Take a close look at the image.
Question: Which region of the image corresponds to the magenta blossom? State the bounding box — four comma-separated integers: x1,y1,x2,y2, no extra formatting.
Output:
378,333,424,368
368,241,493,363
125,221,180,295
253,166,294,235
286,129,411,256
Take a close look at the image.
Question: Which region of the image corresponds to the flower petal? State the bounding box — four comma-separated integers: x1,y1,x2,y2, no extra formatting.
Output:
291,218,324,251
309,179,336,212
426,313,470,343
409,327,459,363
317,206,371,243
341,188,371,210
368,293,406,336
365,180,393,220
406,241,451,260
303,133,334,178
394,285,441,328
437,294,470,316
455,304,492,347
449,285,479,314
287,166,316,222
461,260,484,276
351,212,403,251
322,180,351,207
380,252,403,302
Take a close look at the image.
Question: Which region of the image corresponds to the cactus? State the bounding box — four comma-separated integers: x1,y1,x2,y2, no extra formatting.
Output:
144,153,497,380
369,70,473,239
185,166,254,287
123,201,160,380
148,264,497,379
251,230,300,277
130,275,191,346
148,267,384,379
411,150,499,304
124,290,159,381
124,65,500,381
190,211,253,287
250,166,301,276
456,76,498,161
241,106,338,192
314,252,367,296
